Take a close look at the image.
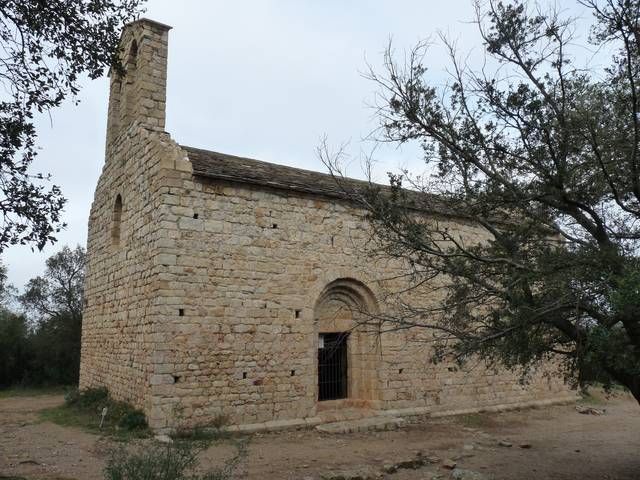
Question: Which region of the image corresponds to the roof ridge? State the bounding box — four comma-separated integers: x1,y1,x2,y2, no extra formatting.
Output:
180,144,373,187
181,144,452,217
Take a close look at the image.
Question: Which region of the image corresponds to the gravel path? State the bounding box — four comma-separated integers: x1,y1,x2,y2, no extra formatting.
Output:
0,390,638,479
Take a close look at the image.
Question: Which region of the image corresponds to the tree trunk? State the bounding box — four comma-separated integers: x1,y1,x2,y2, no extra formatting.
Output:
607,367,640,405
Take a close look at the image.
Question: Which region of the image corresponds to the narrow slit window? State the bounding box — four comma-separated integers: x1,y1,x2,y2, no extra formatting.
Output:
111,194,123,246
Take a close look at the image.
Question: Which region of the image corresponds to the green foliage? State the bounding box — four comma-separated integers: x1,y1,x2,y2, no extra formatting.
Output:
23,245,85,385
67,386,149,432
0,261,11,305
609,262,640,318
104,439,247,480
119,410,149,431
20,245,86,322
42,387,149,439
323,0,640,402
104,442,201,480
0,246,85,387
24,311,82,385
579,326,640,387
64,386,109,408
0,310,30,387
0,0,145,252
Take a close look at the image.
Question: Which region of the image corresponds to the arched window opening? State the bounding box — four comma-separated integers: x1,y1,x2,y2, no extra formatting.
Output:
126,40,138,74
106,74,123,145
120,39,138,126
111,194,123,246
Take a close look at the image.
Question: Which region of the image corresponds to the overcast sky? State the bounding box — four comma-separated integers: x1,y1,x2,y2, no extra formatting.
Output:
3,0,593,289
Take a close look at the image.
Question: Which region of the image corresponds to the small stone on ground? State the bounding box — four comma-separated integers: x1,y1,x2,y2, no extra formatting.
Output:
442,459,457,470
451,468,491,480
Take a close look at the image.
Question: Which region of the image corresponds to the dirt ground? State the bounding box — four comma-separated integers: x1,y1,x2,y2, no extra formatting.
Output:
1,391,639,480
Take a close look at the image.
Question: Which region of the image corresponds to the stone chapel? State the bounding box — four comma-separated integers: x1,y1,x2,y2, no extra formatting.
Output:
79,19,574,432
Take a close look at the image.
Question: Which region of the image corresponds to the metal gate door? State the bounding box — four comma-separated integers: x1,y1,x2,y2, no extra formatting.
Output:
318,332,348,401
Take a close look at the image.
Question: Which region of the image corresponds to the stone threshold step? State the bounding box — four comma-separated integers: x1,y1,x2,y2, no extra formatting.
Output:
315,416,405,434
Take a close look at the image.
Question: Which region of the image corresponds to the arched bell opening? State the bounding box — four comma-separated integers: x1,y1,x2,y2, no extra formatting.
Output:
119,39,139,128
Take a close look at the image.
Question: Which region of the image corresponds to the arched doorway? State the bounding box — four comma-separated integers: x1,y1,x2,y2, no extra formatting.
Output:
314,279,381,406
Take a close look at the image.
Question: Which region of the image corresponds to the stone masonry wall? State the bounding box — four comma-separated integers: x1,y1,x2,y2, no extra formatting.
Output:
81,19,574,432
80,125,158,409
80,19,175,412
141,162,572,430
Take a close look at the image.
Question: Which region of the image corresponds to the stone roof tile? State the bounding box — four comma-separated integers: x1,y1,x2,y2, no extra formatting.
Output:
184,145,375,200
182,145,450,215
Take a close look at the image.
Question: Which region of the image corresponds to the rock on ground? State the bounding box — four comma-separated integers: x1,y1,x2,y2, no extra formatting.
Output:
451,468,492,480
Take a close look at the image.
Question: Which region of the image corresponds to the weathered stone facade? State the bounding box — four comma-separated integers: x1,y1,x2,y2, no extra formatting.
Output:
80,19,575,432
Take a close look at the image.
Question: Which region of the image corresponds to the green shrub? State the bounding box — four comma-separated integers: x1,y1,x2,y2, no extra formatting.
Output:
104,442,200,480
65,386,109,408
44,386,148,437
104,439,247,480
118,410,148,431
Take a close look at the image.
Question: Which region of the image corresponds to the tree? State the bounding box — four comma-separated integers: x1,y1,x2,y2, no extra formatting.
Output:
0,260,9,305
0,309,29,386
0,0,144,252
0,259,28,386
322,0,640,403
21,245,85,323
20,245,86,384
